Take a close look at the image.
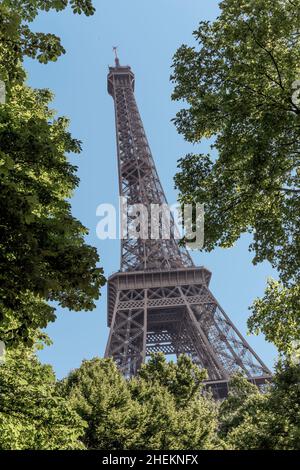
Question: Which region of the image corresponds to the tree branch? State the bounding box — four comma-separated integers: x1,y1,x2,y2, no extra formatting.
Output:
245,23,285,91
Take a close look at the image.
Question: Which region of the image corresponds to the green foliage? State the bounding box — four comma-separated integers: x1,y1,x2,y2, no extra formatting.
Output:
0,1,95,83
61,354,222,450
2,349,299,451
130,355,220,450
3,0,95,19
0,292,56,347
218,374,268,449
0,1,105,346
59,357,133,450
137,353,207,407
0,346,86,449
219,362,300,449
171,0,300,353
0,81,105,346
249,279,300,354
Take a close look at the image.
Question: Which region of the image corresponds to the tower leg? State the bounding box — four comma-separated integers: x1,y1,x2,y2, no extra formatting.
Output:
105,288,147,376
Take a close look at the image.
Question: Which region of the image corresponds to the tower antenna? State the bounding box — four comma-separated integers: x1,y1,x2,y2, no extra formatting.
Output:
113,46,120,67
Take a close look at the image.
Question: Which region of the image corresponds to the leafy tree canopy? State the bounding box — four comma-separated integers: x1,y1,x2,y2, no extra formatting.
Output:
2,349,299,451
171,0,300,353
0,345,86,449
219,361,300,449
0,0,95,84
249,279,300,353
61,354,222,450
0,0,105,346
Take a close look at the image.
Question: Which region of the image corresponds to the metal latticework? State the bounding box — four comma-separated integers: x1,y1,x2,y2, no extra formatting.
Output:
105,57,271,398
107,60,193,271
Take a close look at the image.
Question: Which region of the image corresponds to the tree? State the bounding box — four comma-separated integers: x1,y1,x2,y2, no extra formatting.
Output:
0,0,95,90
0,1,95,83
171,0,300,353
219,361,300,449
61,354,222,450
59,357,135,450
218,374,268,449
249,279,300,353
130,354,221,450
0,1,105,346
137,353,207,407
0,345,86,449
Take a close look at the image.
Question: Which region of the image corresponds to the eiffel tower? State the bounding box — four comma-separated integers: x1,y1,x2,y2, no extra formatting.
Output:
104,52,271,398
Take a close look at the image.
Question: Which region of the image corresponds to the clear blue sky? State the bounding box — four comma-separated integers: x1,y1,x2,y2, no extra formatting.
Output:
25,0,277,379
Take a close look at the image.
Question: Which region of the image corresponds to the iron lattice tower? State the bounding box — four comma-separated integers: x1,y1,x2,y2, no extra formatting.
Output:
105,55,271,398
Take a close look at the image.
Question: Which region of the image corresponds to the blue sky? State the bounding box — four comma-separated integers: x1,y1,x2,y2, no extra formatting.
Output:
25,0,277,378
